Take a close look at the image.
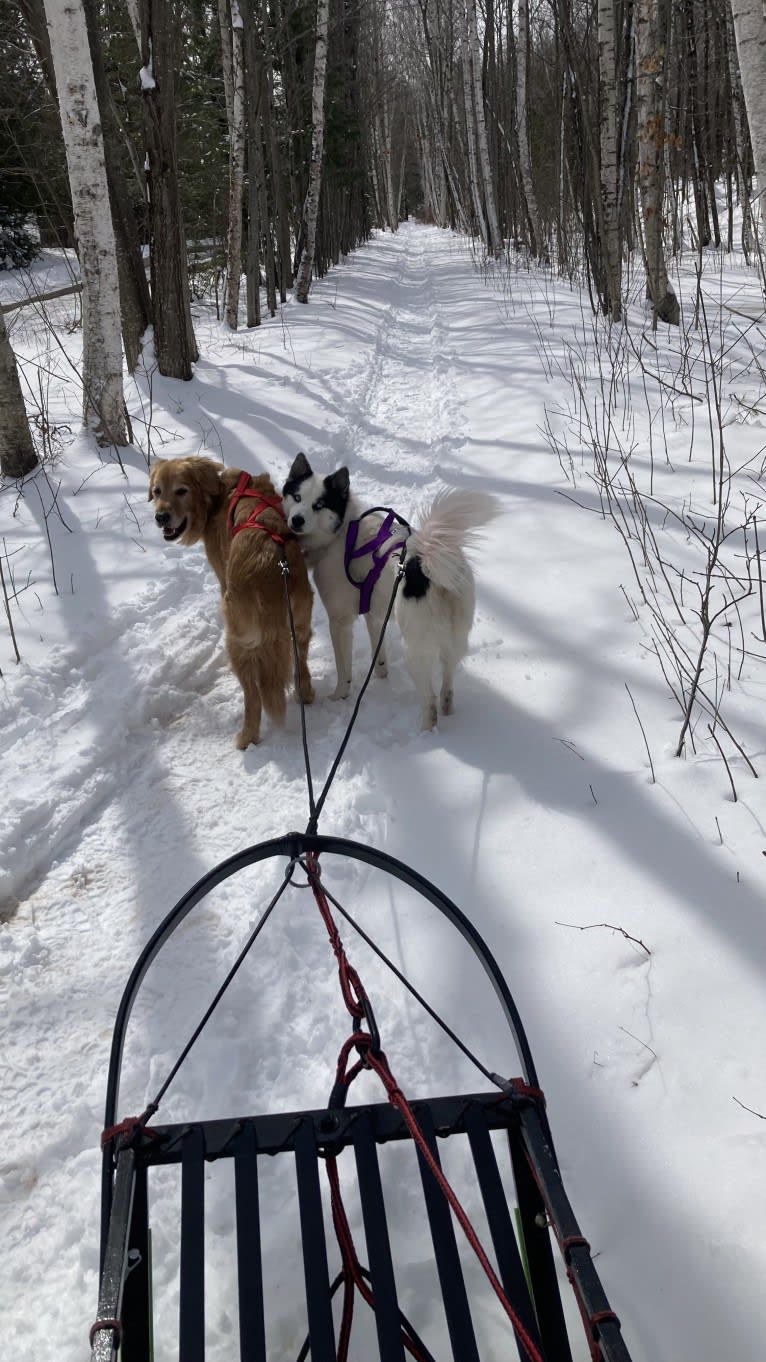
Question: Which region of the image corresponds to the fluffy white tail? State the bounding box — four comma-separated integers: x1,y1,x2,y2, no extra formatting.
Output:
407,489,501,592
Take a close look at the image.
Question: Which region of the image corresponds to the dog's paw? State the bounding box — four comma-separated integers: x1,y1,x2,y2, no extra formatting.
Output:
329,683,351,701
235,727,261,749
420,701,438,732
293,684,315,705
374,660,388,679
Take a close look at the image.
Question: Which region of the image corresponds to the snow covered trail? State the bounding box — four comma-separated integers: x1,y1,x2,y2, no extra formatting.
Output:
2,223,765,1360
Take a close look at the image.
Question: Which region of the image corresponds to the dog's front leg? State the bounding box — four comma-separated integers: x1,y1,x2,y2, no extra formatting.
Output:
328,615,354,699
364,609,388,681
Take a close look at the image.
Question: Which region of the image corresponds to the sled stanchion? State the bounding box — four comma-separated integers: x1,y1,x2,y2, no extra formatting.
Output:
463,1101,544,1360
121,1159,152,1362
351,1113,408,1362
294,1118,337,1361
179,1126,205,1362
415,1104,482,1362
234,1123,267,1362
91,1147,136,1362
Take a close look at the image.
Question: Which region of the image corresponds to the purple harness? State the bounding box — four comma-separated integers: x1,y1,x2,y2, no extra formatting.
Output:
344,508,410,614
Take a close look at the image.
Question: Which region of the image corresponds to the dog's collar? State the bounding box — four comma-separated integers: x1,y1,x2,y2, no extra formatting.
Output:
228,471,287,544
344,507,410,614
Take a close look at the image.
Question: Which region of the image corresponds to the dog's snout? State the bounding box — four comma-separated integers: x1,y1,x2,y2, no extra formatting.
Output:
291,514,305,531
155,510,171,526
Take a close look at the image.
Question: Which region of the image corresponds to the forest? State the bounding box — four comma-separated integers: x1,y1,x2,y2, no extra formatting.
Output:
2,0,766,463
2,6,766,1362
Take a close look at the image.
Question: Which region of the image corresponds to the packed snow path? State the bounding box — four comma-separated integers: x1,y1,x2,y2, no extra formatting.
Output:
1,223,765,1360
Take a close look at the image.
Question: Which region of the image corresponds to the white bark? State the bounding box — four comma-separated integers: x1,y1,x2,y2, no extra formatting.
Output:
44,0,127,444
295,0,329,304
0,310,37,479
221,0,246,329
729,0,766,260
459,0,488,250
516,0,542,257
466,0,502,256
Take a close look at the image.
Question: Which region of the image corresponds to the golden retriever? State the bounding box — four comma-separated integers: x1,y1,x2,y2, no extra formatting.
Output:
149,456,314,748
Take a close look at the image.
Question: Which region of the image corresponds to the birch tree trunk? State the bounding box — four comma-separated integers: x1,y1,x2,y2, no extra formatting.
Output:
516,0,543,257
82,0,152,371
466,0,502,256
459,0,488,249
18,0,151,371
725,3,754,259
295,0,329,303
598,0,623,319
43,0,127,445
635,0,679,324
220,0,246,329
729,0,766,262
0,310,37,479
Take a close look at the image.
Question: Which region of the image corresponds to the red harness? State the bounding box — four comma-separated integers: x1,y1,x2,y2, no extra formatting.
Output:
227,470,287,544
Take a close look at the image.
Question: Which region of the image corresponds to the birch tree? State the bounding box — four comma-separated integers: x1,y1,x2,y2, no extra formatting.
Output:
0,309,37,479
43,0,127,445
635,0,679,324
466,0,503,256
459,0,488,248
295,0,329,303
516,0,543,257
729,0,766,263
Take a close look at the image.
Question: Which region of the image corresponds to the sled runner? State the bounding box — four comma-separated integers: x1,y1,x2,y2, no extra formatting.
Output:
92,831,632,1362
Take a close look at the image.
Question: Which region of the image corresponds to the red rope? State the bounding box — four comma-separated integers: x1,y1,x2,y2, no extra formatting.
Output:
89,1318,122,1348
100,1111,159,1149
305,855,546,1362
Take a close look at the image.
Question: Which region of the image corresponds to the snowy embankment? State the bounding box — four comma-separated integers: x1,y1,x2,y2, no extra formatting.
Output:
1,222,765,1360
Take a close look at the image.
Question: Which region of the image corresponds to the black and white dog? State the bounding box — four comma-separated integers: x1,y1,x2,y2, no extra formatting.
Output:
282,452,499,728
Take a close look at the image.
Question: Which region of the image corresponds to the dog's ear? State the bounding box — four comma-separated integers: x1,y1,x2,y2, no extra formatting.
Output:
288,451,312,482
327,466,350,497
148,459,166,499
188,457,224,502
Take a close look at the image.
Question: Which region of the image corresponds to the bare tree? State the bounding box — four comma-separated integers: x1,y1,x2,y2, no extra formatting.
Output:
516,0,543,256
0,310,37,479
598,0,624,319
729,0,766,264
635,0,679,324
295,0,330,303
132,0,198,378
43,0,127,445
220,0,246,329
466,0,502,255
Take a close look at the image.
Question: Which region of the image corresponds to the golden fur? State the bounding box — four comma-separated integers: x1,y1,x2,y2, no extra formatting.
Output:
149,456,314,748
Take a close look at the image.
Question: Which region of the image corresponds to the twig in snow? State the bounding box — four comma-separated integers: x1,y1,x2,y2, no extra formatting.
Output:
733,1096,766,1120
708,724,737,802
625,683,655,783
555,920,651,955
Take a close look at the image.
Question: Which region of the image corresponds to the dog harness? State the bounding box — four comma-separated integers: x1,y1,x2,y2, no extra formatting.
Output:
228,471,287,544
344,507,410,614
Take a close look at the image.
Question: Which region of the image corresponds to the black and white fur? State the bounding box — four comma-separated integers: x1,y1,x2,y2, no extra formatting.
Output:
284,453,499,728
396,489,500,730
282,453,406,700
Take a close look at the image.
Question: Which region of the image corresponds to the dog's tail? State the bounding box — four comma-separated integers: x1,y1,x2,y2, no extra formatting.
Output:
406,490,501,592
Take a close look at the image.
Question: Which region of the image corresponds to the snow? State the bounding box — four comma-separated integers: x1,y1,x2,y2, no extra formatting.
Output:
1,221,766,1360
